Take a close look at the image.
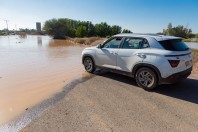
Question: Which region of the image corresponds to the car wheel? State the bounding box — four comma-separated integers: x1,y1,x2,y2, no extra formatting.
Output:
83,57,95,73
135,67,158,90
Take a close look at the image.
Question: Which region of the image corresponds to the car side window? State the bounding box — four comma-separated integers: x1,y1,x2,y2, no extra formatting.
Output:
142,39,150,48
102,37,123,49
122,38,149,49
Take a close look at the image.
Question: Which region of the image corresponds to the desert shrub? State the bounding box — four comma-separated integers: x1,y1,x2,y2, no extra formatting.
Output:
85,37,100,44
91,39,107,46
183,39,192,42
74,38,86,44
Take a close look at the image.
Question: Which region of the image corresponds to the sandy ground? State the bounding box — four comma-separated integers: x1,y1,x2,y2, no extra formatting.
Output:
192,62,198,74
21,72,198,132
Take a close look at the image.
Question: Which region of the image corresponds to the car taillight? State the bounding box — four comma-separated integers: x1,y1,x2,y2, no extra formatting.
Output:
168,60,180,68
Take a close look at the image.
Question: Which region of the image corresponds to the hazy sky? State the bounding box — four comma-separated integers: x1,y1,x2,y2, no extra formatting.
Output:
0,0,198,33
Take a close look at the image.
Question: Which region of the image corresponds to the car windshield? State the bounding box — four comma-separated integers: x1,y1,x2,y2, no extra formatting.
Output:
158,39,189,51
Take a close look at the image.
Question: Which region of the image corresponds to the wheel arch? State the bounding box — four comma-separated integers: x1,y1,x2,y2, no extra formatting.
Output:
82,54,95,65
132,63,162,82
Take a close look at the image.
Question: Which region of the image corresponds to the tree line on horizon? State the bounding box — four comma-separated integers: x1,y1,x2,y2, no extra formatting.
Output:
0,19,197,39
43,18,196,39
161,23,193,39
43,18,132,38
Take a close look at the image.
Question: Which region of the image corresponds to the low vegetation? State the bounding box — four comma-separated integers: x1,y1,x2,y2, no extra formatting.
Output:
183,39,198,43
67,37,106,45
122,29,133,33
183,39,193,42
0,30,6,35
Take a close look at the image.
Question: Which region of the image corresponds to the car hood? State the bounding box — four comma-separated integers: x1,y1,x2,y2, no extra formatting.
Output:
84,46,97,50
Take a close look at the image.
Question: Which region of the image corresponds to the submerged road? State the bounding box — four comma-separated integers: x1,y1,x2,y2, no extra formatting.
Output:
20,71,198,132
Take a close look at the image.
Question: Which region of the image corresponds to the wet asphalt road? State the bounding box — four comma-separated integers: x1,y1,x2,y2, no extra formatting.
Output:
19,71,198,132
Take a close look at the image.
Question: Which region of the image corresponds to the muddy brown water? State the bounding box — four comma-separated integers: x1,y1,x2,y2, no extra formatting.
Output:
0,35,88,125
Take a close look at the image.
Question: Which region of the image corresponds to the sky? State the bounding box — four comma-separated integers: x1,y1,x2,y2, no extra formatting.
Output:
0,0,198,33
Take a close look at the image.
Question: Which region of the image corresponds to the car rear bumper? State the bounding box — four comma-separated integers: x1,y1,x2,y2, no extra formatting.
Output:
160,67,192,84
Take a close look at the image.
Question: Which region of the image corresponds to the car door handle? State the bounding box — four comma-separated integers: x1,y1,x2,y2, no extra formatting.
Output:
136,53,146,59
110,51,117,55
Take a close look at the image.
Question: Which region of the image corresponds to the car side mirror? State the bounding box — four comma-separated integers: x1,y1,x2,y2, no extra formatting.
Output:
97,44,102,49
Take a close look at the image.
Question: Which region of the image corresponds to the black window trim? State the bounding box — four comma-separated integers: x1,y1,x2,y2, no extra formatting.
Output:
120,37,150,49
101,37,124,49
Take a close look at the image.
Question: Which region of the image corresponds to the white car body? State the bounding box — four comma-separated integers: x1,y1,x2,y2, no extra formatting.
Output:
82,34,192,90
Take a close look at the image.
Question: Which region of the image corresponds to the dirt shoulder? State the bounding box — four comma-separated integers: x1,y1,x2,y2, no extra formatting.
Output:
192,62,198,74
21,73,198,132
66,37,107,46
192,50,198,74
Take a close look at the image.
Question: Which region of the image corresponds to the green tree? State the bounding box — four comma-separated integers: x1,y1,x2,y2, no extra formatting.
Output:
87,22,95,36
111,25,122,35
43,19,67,38
75,25,87,37
166,23,173,35
163,23,192,38
122,29,132,33
78,21,95,36
43,18,131,38
95,22,111,37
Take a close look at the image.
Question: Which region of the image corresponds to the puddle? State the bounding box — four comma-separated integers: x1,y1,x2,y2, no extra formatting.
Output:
0,35,88,125
0,72,93,132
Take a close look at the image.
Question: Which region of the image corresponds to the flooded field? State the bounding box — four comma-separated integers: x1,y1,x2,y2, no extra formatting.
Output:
0,35,88,125
186,42,198,50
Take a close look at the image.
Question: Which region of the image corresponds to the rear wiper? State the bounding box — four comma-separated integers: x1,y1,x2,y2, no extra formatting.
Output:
185,48,189,50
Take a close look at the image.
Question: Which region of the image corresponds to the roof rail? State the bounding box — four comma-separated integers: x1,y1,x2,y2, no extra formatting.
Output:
133,33,160,36
116,33,161,36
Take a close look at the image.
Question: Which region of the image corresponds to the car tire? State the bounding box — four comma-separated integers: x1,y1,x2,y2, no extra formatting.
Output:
135,67,158,90
83,57,95,73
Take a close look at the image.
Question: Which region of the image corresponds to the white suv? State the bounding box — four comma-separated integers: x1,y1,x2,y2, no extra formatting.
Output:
82,34,192,90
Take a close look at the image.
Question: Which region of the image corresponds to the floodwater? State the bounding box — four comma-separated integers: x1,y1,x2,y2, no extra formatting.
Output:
186,42,198,50
0,35,88,125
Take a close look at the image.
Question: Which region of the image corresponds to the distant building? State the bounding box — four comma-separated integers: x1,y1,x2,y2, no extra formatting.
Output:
36,22,41,32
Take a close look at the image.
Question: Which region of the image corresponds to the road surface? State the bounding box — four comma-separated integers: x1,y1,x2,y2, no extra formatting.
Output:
19,72,198,132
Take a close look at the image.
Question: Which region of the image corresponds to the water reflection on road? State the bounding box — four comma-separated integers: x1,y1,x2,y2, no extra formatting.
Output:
0,35,88,125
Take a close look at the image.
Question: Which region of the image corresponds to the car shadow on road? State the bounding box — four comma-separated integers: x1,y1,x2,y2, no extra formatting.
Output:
155,79,198,104
95,70,198,104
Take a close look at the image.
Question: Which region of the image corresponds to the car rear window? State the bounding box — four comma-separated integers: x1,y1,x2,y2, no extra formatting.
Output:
158,39,189,51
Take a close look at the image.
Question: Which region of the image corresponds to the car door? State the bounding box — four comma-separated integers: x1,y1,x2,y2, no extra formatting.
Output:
116,37,150,72
95,37,123,69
